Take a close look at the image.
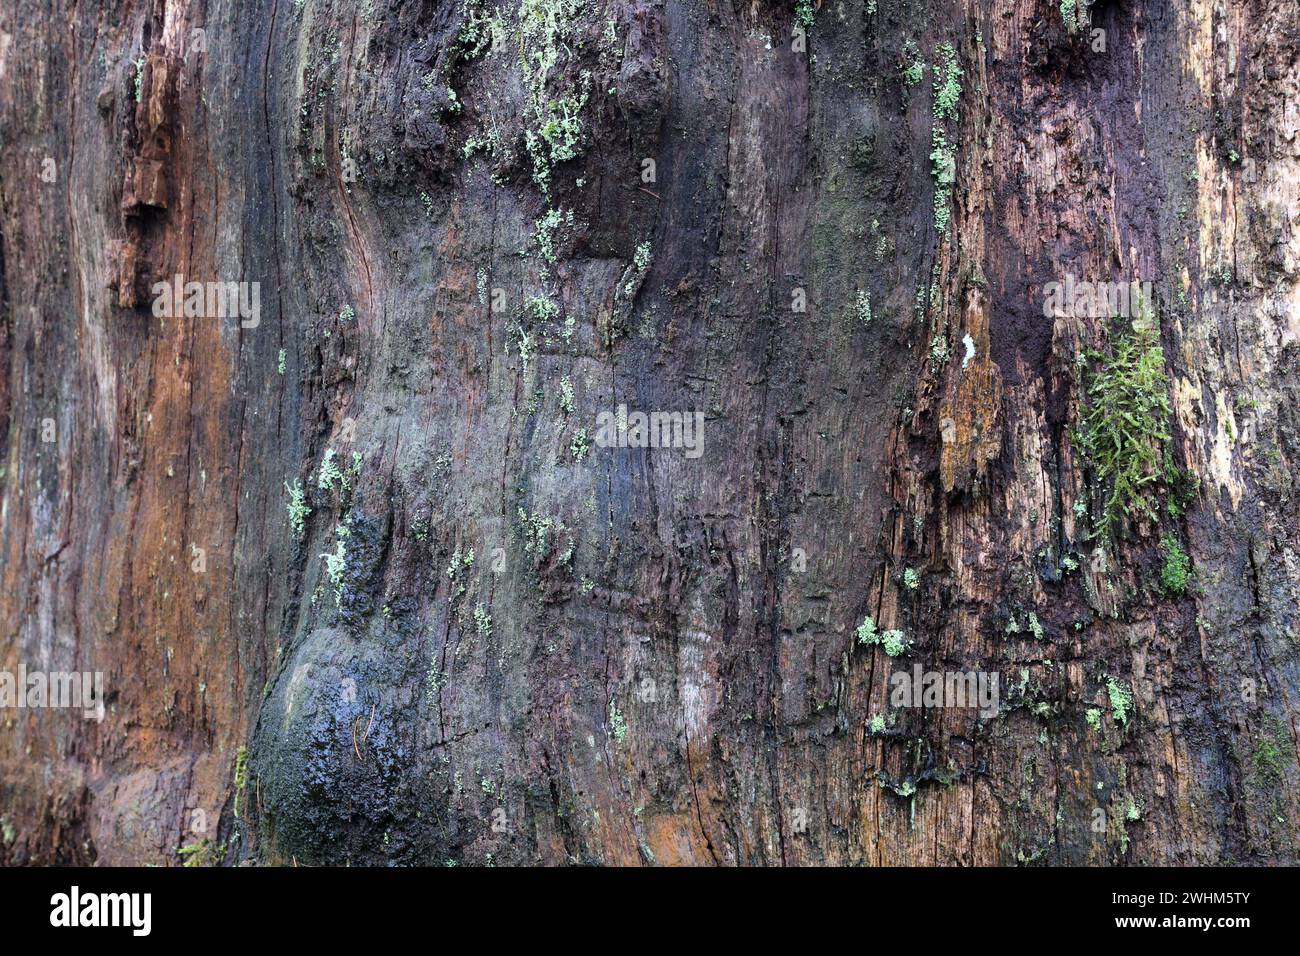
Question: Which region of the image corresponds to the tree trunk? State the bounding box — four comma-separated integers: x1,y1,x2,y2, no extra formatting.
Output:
1,0,1297,866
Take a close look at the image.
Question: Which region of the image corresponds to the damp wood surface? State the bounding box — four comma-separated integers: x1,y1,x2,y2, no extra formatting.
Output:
0,0,1298,865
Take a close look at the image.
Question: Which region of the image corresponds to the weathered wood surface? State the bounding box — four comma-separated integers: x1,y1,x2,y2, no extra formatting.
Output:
1,0,1297,865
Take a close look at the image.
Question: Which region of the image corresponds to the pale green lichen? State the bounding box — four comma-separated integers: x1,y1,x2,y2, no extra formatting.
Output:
474,603,492,636
133,55,146,103
1106,677,1133,728
321,527,348,600
856,616,908,656
855,290,873,326
901,40,925,87
447,547,475,581
855,616,879,644
517,508,553,554
1123,795,1142,822
623,241,653,298
570,427,589,461
459,0,506,57
285,480,311,538
527,295,559,324
1060,0,1079,33
519,0,590,193
929,329,952,365
512,325,536,375
878,629,909,658
929,128,955,234
932,42,963,120
534,208,570,264
317,448,344,492
608,697,628,743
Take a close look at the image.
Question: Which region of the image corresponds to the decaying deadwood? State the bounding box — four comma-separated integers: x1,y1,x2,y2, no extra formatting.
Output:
1,0,1298,865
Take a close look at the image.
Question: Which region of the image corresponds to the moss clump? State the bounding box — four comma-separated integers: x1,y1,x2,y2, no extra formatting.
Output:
1077,318,1172,540
793,0,815,30
1252,716,1293,785
1159,533,1191,595
232,745,249,818
1085,708,1102,730
1164,465,1200,518
178,838,226,867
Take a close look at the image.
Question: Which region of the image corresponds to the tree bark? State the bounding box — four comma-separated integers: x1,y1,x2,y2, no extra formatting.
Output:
1,0,1297,865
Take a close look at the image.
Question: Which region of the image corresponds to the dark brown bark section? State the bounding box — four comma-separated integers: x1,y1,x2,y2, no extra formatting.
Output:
0,0,1297,865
